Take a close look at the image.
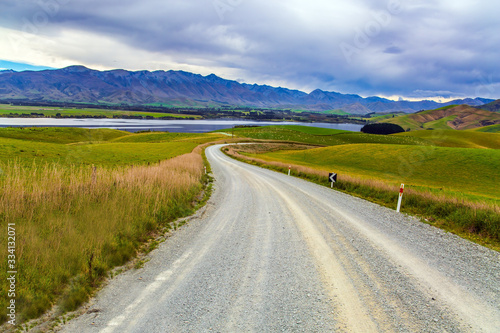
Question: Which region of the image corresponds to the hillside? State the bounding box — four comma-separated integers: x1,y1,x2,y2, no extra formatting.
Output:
381,105,500,131
477,99,500,112
0,66,492,114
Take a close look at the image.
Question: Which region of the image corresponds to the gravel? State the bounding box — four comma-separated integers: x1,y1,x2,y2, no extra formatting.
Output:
59,144,500,333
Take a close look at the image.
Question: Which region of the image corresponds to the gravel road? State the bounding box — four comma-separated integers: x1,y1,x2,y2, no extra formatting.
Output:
60,144,500,332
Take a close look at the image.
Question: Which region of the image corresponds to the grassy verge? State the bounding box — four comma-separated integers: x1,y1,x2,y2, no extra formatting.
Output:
0,152,205,327
0,129,227,328
223,144,500,251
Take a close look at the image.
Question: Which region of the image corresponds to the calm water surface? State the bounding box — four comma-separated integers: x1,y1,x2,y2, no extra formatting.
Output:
0,118,363,133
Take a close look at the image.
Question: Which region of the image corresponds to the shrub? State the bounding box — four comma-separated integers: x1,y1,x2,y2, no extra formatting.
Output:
361,123,405,135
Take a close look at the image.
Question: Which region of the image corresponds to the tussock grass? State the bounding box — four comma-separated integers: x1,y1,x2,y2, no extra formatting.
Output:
224,145,500,249
0,152,204,325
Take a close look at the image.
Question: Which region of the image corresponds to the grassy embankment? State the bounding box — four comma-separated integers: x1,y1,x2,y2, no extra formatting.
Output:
221,125,500,250
0,127,225,327
0,104,201,119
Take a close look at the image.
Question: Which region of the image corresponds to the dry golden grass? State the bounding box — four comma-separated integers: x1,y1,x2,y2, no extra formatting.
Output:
0,151,204,325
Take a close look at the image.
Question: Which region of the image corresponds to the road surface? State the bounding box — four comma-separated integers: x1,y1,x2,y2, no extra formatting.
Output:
60,144,500,332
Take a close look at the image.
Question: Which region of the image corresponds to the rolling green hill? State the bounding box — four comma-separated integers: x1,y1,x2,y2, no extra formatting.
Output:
0,127,128,144
224,125,429,146
381,105,500,131
112,131,222,144
247,143,500,202
477,99,500,112
397,129,500,149
0,128,224,167
224,124,500,251
227,125,500,202
472,124,500,133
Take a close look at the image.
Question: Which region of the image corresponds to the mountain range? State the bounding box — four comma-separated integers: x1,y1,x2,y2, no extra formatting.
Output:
0,66,493,114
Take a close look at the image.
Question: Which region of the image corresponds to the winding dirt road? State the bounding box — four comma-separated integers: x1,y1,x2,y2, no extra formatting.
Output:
60,144,500,332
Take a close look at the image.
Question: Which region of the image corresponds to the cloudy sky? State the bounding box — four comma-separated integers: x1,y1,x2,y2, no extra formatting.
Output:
0,0,499,101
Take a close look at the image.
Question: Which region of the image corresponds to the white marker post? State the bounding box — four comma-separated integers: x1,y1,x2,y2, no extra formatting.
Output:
396,184,404,212
204,166,207,174
288,166,291,176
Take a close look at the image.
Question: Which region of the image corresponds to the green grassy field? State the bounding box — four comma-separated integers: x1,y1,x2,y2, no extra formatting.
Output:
0,104,201,119
224,125,500,250
112,131,221,144
223,125,430,146
364,112,407,122
0,128,224,167
422,115,457,129
0,128,223,326
396,129,500,149
252,144,500,203
323,109,350,116
228,126,500,203
0,127,129,144
473,124,500,133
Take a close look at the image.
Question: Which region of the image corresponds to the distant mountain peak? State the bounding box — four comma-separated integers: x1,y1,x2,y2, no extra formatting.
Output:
61,65,92,73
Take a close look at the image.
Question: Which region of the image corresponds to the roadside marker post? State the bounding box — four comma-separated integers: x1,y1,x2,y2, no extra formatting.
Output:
329,172,337,188
396,184,404,212
288,166,291,176
204,166,207,174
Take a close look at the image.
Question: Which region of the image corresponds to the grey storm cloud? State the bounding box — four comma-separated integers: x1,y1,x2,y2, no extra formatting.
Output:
1,0,499,99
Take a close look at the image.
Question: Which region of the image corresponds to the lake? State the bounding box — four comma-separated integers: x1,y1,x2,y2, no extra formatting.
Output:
0,118,364,133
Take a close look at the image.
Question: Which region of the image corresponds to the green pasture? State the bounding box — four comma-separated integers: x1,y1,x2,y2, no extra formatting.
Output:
224,125,429,146
0,137,197,167
422,115,457,129
0,104,201,119
473,124,500,133
249,144,500,203
226,125,499,203
112,131,223,144
397,129,500,149
364,112,407,122
0,127,215,325
0,127,128,144
0,128,223,167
